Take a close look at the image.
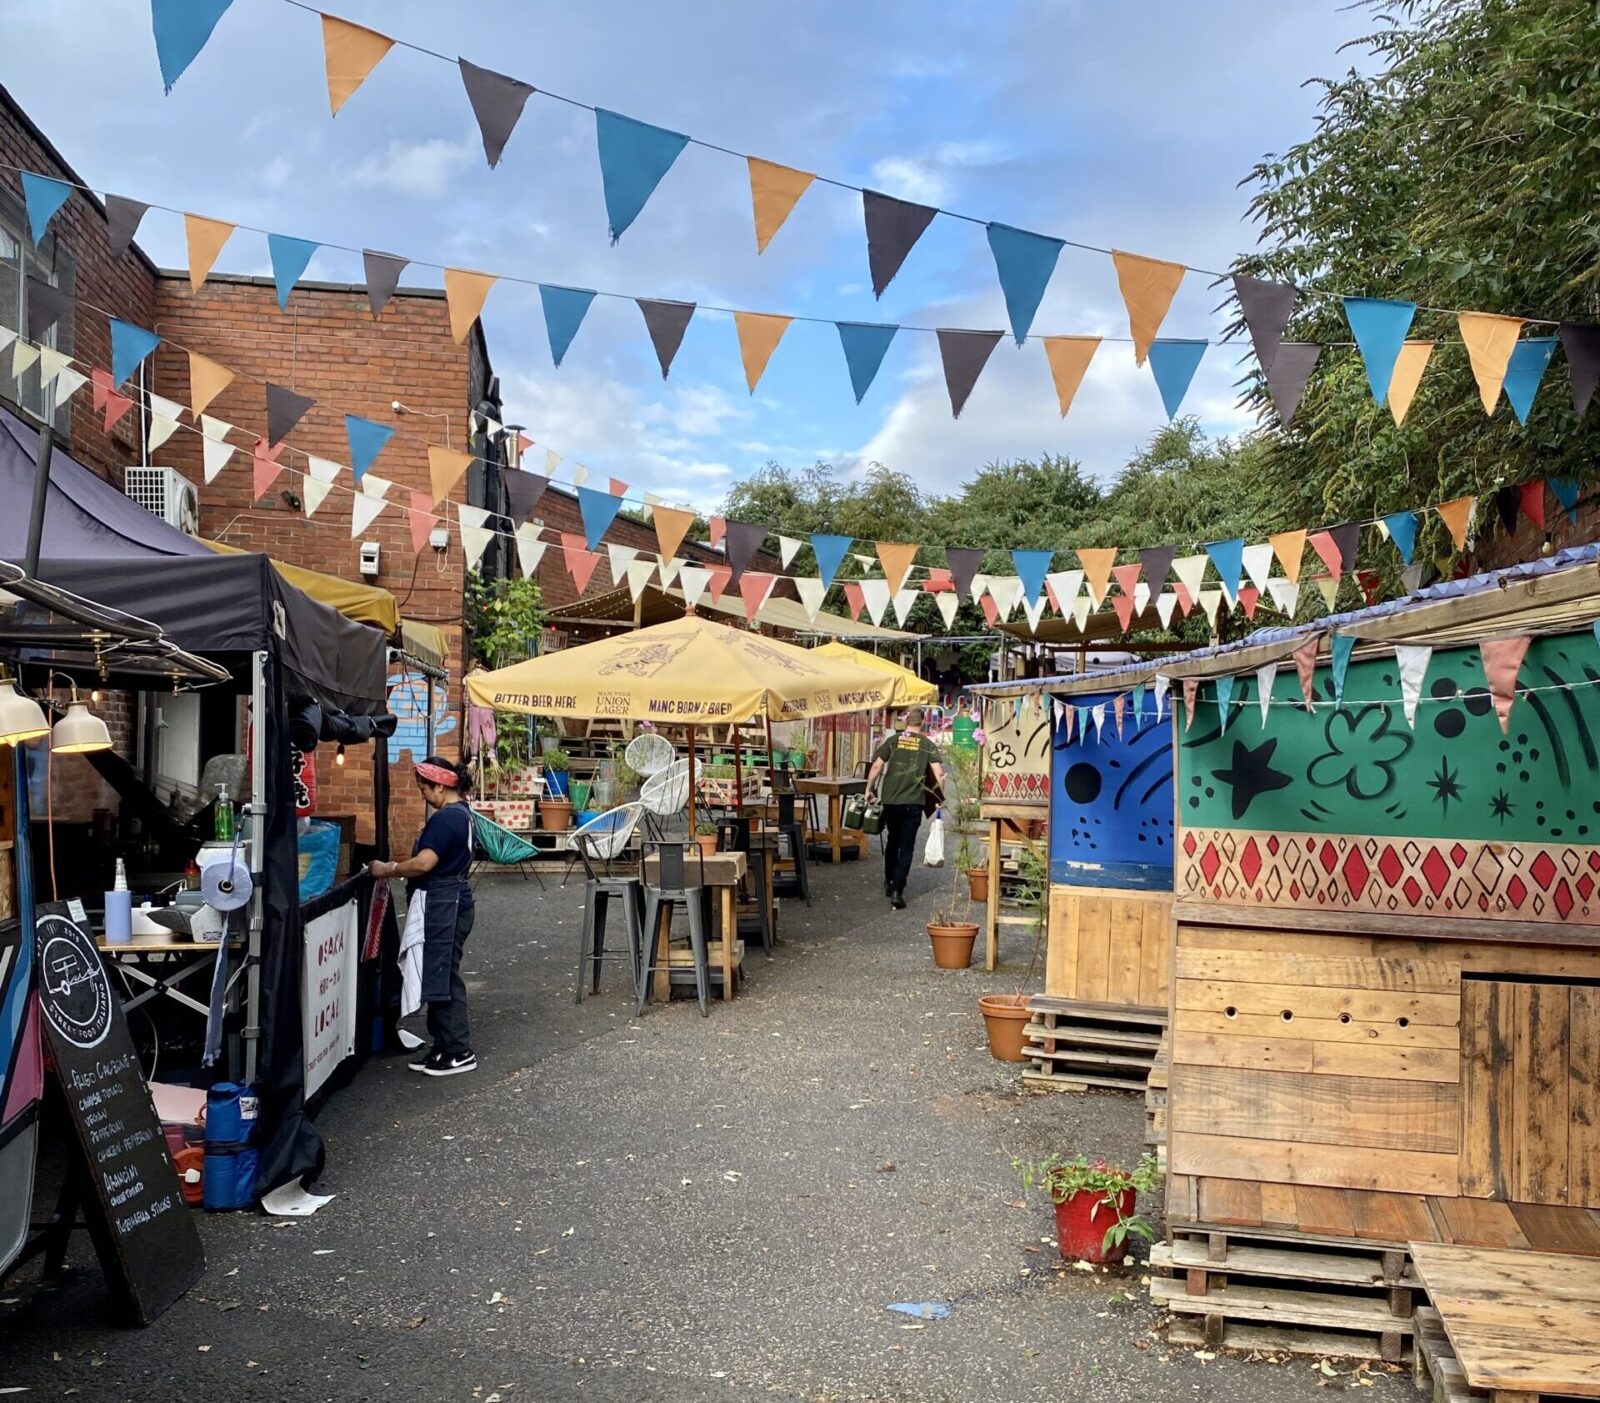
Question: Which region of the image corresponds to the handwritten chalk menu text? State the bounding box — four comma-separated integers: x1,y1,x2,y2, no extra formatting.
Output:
36,905,204,1324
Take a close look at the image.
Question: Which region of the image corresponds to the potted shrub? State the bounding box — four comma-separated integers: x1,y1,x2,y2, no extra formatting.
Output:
978,836,1048,1061
542,747,571,799
926,743,979,969
1014,1152,1159,1264
694,820,720,859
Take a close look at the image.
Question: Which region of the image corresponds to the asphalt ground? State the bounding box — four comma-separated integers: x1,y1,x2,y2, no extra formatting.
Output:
0,849,1406,1401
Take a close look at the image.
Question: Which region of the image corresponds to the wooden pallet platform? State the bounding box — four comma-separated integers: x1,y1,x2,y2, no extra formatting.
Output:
1021,996,1164,1093
1413,1307,1484,1403
1150,1274,1412,1362
1166,1318,1407,1363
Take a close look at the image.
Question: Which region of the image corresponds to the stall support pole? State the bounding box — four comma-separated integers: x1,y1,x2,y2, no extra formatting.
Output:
687,726,697,835
23,421,54,577
243,650,268,1085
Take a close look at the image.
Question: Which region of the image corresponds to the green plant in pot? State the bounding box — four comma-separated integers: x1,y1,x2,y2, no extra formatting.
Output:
926,742,980,970
694,819,719,857
1014,1152,1159,1264
541,746,572,806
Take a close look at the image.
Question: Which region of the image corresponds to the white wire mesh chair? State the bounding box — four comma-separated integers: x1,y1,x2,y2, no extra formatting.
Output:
565,801,646,878
639,758,691,840
624,730,676,779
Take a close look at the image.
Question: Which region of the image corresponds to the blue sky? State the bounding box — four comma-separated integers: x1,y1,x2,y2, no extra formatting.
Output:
7,0,1373,510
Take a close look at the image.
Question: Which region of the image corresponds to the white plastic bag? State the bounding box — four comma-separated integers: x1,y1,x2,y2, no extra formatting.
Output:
923,813,946,867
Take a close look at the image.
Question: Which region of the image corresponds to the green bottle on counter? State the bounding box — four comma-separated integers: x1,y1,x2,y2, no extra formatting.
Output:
214,784,235,842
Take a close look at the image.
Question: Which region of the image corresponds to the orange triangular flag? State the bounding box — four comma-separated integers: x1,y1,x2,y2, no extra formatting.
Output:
875,541,919,593
1041,336,1099,417
734,311,791,392
428,444,473,505
443,268,496,343
186,349,234,418
1076,547,1117,605
320,13,394,116
652,504,694,562
1457,311,1524,414
407,491,435,553
1435,495,1477,551
1293,637,1320,708
1111,250,1186,365
184,213,234,292
1180,678,1199,731
747,157,814,254
1387,341,1435,426
1269,529,1307,583
1479,636,1531,733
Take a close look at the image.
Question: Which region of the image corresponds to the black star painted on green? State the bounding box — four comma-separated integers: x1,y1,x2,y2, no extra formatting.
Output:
1427,758,1463,814
1490,788,1515,825
1214,737,1292,820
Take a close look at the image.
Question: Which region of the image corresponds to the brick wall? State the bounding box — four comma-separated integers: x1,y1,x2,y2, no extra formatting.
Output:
151,274,476,847
1473,482,1600,574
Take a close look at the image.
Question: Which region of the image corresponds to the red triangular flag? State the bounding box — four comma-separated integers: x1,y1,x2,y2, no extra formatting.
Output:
1181,677,1199,731
707,564,733,604
1238,585,1259,619
1112,592,1135,632
738,571,772,621
91,366,114,413
924,567,953,592
608,477,629,498
1293,637,1320,707
1518,480,1547,532
1112,562,1141,599
251,436,285,500
1479,636,1531,734
1112,692,1126,738
1174,581,1194,617
842,581,864,620
103,390,135,432
980,594,1000,626
1356,569,1383,606
709,516,726,547
565,543,600,594
408,491,434,552
1308,529,1344,578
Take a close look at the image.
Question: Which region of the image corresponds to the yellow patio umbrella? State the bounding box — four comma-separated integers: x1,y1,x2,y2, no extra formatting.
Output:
810,641,936,704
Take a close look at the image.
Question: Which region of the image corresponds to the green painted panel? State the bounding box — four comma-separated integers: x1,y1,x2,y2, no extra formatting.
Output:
1180,635,1600,844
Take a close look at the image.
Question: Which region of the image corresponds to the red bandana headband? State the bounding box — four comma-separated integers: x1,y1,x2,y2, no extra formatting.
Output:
414,761,458,788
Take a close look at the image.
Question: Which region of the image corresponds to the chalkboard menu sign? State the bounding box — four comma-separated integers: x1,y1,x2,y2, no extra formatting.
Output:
36,903,205,1324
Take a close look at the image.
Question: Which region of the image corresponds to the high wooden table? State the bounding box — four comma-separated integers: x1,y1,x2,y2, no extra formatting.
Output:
979,801,1046,972
642,851,747,1003
1410,1241,1600,1399
794,775,866,863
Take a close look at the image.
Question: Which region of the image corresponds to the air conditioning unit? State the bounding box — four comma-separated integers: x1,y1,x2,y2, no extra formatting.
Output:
125,466,200,535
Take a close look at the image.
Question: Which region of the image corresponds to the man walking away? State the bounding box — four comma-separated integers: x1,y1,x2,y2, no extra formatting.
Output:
866,707,946,910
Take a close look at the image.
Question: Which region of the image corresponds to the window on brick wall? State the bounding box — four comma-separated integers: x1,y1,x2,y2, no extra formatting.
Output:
0,183,75,433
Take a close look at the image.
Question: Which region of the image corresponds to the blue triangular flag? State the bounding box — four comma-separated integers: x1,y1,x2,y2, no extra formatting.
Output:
266,234,318,311
1076,704,1091,741
1011,549,1053,603
1594,619,1600,657
594,108,689,243
1342,296,1417,405
344,415,394,483
1330,634,1356,704
1551,477,1581,524
836,322,898,404
1503,337,1558,425
1204,538,1245,604
811,533,851,590
576,485,624,550
1131,683,1146,728
539,285,597,367
19,173,71,247
1147,339,1207,419
151,0,235,92
1383,510,1420,566
986,223,1064,346
1215,674,1235,731
110,318,160,386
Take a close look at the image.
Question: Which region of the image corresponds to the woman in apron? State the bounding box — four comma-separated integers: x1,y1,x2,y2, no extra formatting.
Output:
369,756,477,1077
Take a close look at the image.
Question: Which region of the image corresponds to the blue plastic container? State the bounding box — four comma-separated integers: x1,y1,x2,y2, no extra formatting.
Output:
202,1144,259,1211
544,769,569,799
205,1082,259,1146
297,819,340,902
103,889,132,944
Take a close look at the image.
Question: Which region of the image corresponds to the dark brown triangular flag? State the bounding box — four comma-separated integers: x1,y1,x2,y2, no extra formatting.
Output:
25,276,73,341
1264,342,1321,428
458,57,535,168
863,189,938,298
936,329,1003,418
637,298,695,379
503,468,548,523
105,195,150,261
363,249,408,319
1233,274,1297,371
1326,521,1361,576
1495,486,1520,534
724,519,770,587
1560,322,1600,416
1138,544,1176,588
945,547,985,604
266,383,315,448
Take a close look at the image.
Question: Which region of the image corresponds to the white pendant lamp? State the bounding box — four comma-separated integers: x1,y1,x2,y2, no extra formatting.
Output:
52,700,112,754
0,681,49,746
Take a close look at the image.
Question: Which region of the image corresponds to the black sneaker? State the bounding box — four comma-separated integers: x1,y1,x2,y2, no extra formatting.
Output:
890,891,907,910
422,1051,477,1078
407,1048,435,1073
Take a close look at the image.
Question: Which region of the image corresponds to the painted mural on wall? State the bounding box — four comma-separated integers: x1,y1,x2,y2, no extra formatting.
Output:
386,669,457,764
1177,634,1600,922
1049,693,1174,889
979,700,1049,805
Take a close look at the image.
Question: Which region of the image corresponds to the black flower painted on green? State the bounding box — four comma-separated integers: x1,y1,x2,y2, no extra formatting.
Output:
1307,704,1413,801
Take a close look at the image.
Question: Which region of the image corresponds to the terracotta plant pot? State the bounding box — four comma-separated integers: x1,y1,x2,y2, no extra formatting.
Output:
694,834,719,859
1053,1188,1134,1264
966,867,989,901
978,993,1032,1062
926,921,978,969
539,799,573,832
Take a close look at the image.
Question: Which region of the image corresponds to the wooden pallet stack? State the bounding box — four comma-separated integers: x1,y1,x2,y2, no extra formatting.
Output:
1143,1028,1169,1172
1020,996,1164,1093
1151,1225,1418,1362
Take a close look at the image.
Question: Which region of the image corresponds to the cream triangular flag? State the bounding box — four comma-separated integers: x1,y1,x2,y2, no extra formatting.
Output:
657,556,683,588
1314,574,1340,611
200,415,236,483
624,558,656,602
1046,569,1084,611
1091,703,1106,740
1266,577,1299,617
1072,595,1092,630
1396,645,1432,728
794,577,826,621
1155,590,1179,630
543,448,560,477
146,392,184,453
1021,595,1047,633
859,578,891,626
51,366,87,403
777,534,803,568
892,588,920,627
934,591,960,629
1133,582,1151,615
37,345,72,388
1256,663,1277,727
1241,542,1275,593
987,575,1024,618
11,340,39,379
606,544,638,580
515,523,547,579
1172,554,1208,600
679,564,711,610
1152,674,1169,722
362,472,393,500
572,464,589,486
458,503,493,569
351,490,387,537
1198,587,1225,626
302,456,340,516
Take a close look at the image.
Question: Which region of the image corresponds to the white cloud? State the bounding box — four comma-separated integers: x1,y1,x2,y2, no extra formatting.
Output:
870,156,948,205
350,137,478,198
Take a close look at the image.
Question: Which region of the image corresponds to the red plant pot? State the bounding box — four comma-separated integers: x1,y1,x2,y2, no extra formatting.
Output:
1053,1188,1134,1264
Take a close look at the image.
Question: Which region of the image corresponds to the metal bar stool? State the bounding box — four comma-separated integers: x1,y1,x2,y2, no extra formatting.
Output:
567,803,645,1004
770,791,811,905
637,840,712,1016
716,815,774,957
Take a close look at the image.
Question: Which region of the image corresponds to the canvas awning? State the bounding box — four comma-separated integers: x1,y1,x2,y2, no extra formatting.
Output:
204,539,401,635
810,639,937,704
549,582,916,640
